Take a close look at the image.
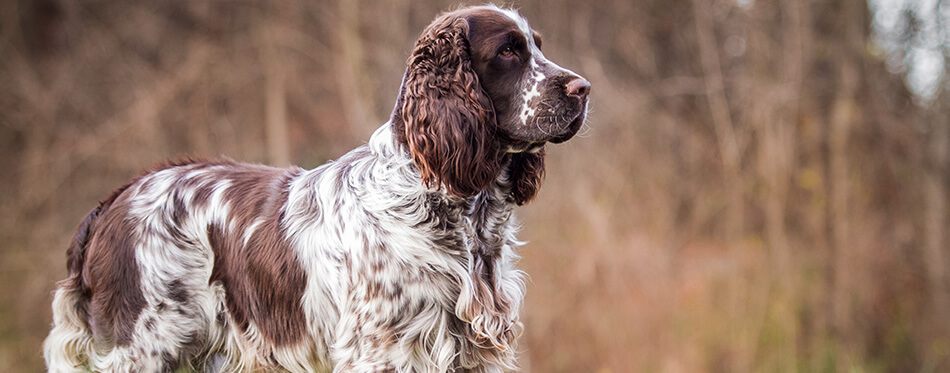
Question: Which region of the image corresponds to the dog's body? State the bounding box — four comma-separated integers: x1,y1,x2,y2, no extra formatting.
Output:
44,5,589,372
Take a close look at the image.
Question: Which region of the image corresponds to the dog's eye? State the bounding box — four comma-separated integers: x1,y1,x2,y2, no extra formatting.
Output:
499,47,514,58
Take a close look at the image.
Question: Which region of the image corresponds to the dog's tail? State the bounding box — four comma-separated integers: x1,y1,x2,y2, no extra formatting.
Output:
43,203,103,372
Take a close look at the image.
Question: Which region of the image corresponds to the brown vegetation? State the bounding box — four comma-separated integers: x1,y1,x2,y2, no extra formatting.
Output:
1,0,947,371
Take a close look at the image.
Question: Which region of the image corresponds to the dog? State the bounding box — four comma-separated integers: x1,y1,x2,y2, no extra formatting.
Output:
44,5,589,372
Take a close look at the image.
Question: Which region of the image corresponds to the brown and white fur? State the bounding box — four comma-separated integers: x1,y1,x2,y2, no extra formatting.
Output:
43,5,590,372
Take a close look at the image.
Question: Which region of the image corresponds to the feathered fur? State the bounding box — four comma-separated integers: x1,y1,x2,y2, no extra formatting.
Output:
44,5,588,372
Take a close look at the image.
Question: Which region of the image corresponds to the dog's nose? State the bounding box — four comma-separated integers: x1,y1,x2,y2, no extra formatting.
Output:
566,77,591,99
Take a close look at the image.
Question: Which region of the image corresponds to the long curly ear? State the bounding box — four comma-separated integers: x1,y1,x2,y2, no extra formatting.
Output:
393,14,500,197
508,149,546,205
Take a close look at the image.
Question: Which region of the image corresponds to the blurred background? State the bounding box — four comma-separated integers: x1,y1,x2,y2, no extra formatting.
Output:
1,0,948,371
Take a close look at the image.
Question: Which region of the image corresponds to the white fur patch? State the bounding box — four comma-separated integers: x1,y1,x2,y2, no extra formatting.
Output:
519,61,546,125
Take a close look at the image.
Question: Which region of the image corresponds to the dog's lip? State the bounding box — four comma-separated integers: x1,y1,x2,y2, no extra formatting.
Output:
499,99,587,148
503,113,583,150
548,110,585,144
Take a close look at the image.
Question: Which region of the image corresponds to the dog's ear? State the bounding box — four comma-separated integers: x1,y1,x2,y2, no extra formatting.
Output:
393,14,500,198
508,149,545,205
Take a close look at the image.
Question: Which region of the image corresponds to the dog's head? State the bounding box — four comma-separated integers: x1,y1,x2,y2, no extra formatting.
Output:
392,5,590,204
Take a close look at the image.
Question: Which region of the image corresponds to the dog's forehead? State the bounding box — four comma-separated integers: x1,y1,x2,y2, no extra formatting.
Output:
494,8,544,56
462,6,535,41
495,8,532,36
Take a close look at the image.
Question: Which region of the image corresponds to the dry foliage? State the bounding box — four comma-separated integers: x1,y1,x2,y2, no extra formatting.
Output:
0,0,947,371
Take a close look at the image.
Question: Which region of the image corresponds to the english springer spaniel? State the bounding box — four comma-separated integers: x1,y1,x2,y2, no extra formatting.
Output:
44,5,589,372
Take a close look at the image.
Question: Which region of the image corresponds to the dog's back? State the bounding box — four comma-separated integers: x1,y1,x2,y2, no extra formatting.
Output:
43,159,318,372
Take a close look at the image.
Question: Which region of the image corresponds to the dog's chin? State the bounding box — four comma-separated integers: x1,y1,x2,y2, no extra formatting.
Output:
501,110,586,151
548,112,585,144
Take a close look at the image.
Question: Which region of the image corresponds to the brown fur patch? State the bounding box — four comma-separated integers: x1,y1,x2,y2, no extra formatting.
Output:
83,191,147,346
392,10,503,198
207,165,309,346
508,149,546,205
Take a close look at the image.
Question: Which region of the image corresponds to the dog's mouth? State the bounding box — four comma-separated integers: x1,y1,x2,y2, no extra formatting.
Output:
502,103,587,153
548,110,586,144
500,93,588,151
503,109,586,153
